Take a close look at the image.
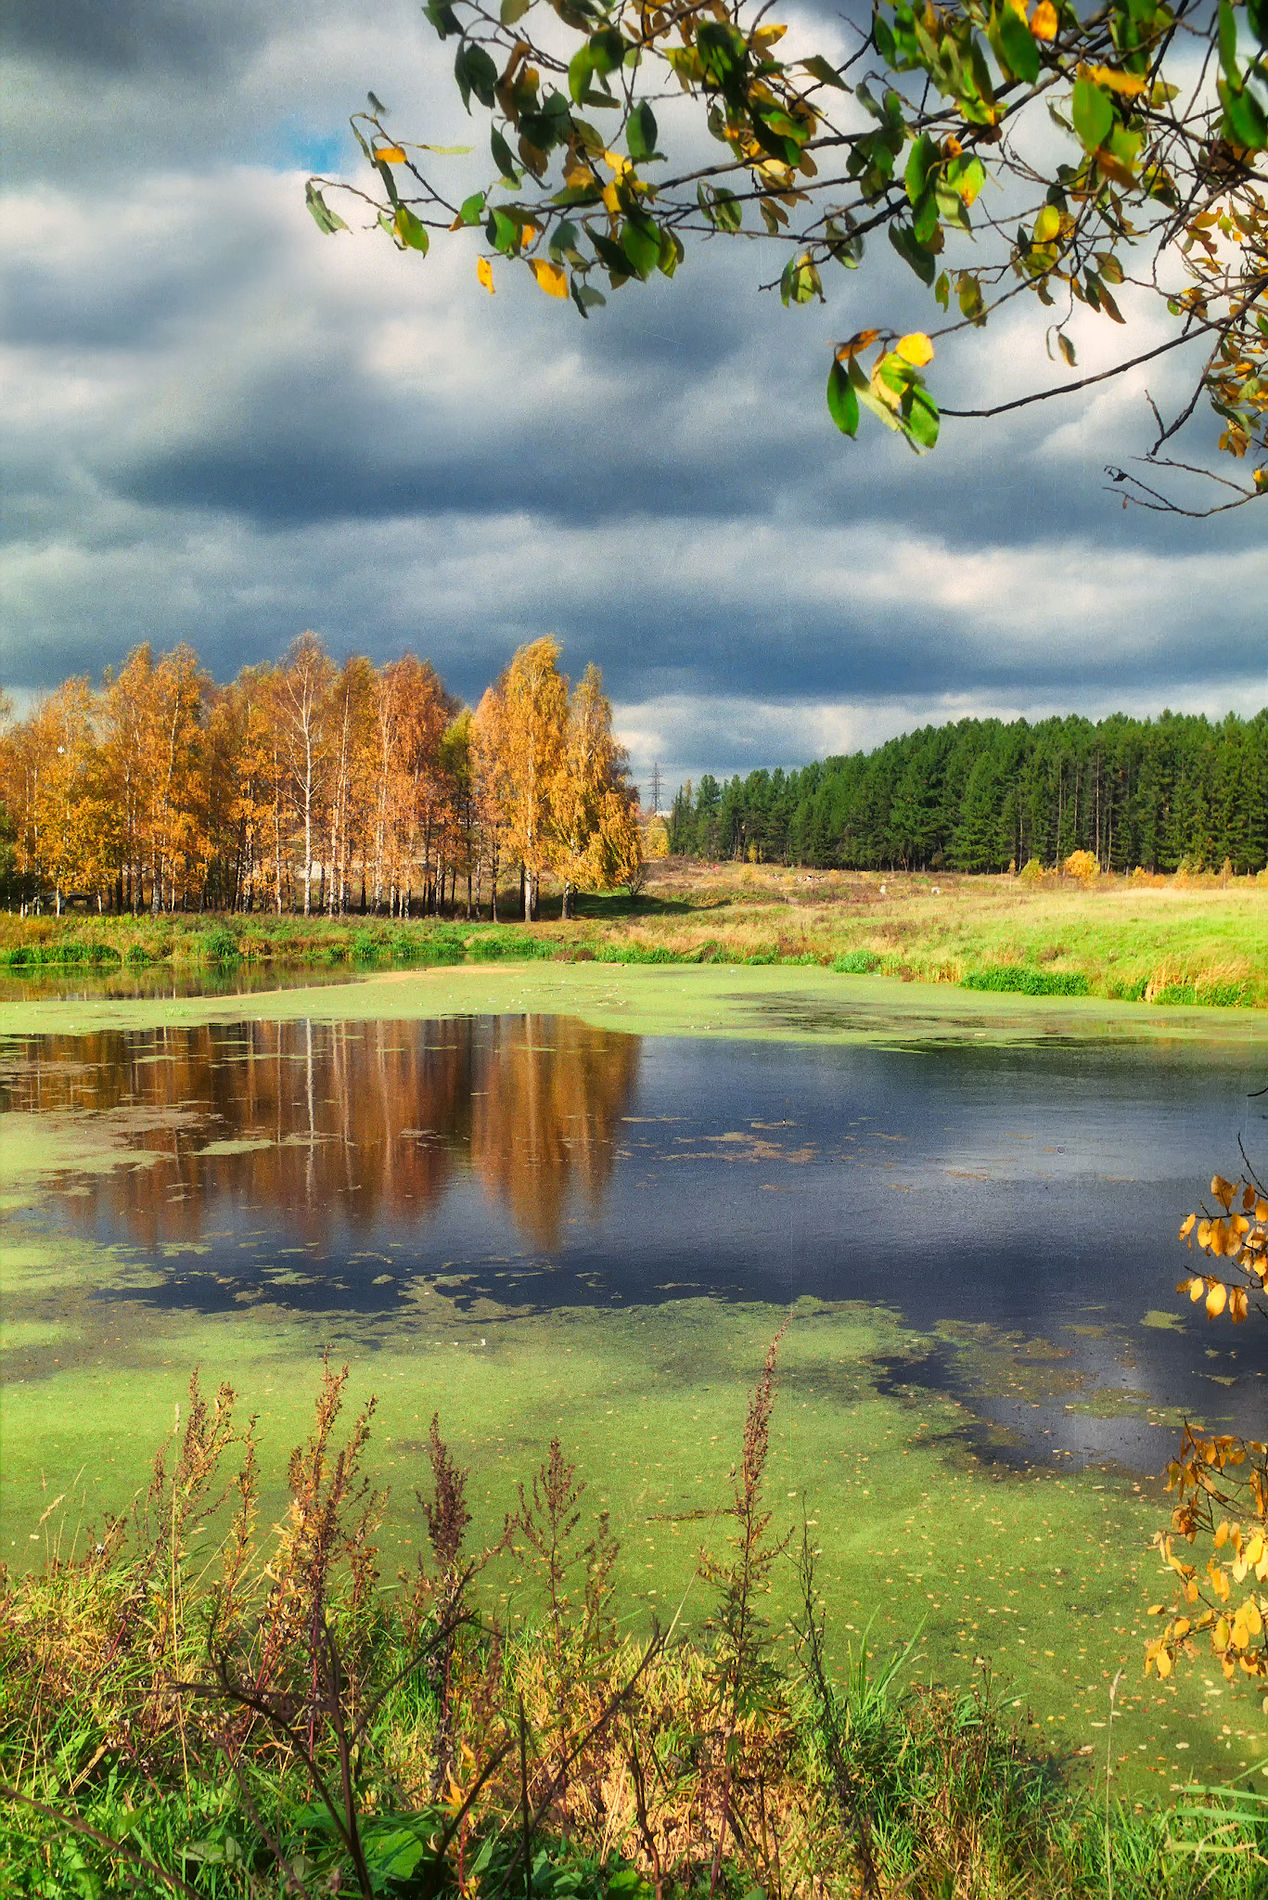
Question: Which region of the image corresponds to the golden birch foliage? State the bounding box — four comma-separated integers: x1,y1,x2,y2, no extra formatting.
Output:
279,632,339,915
1147,1173,1268,1695
127,644,209,911
555,663,642,903
26,680,111,906
326,655,380,911
490,637,569,919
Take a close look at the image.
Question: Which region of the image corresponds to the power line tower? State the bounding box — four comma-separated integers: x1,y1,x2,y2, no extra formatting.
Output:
650,760,662,815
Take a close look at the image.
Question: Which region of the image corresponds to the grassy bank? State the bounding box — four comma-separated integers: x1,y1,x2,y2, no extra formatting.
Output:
2,862,1265,1009
5,1356,1268,1900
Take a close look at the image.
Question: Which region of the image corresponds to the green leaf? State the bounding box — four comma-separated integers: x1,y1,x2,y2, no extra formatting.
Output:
491,127,521,182
904,132,938,207
620,212,661,278
500,0,532,20
1219,0,1240,80
424,0,460,37
570,278,606,317
889,220,936,285
801,53,849,90
1071,77,1114,151
780,254,822,306
912,186,940,246
904,385,940,450
1222,78,1268,147
587,27,625,77
957,270,985,322
997,5,1041,84
455,42,498,112
458,191,486,226
699,184,742,233
946,153,986,206
1249,0,1268,47
568,44,593,105
393,205,430,252
696,21,747,87
550,217,581,259
627,101,659,163
826,359,860,436
1057,331,1077,367
589,229,632,278
485,207,519,254
305,182,349,234
551,184,603,207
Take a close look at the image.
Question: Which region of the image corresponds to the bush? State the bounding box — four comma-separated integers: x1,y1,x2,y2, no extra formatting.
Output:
199,925,240,964
1017,857,1045,886
832,949,882,975
1062,850,1100,884
961,965,1091,997
350,926,384,963
593,941,679,964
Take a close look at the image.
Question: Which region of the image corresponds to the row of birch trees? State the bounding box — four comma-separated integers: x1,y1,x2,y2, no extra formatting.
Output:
0,635,642,920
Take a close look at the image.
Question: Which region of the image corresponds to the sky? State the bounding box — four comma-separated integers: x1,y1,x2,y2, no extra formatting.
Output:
3,0,1266,793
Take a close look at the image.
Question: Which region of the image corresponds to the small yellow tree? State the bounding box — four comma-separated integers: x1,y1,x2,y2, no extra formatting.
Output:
1062,849,1100,884
553,663,642,917
490,638,569,923
1147,1172,1268,1689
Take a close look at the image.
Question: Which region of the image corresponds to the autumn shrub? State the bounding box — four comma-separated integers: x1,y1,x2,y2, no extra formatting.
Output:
1062,851,1100,885
1018,858,1046,886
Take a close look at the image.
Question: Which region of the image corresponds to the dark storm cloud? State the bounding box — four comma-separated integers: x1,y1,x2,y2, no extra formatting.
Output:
2,0,1264,784
6,0,230,74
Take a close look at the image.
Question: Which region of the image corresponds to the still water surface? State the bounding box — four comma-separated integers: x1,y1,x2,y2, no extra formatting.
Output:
8,1012,1267,1472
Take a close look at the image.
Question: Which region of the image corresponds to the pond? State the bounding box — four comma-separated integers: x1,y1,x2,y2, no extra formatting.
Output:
6,1011,1266,1469
3,972,1268,1791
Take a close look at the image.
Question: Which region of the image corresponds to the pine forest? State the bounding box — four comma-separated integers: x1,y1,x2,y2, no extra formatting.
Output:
667,710,1268,875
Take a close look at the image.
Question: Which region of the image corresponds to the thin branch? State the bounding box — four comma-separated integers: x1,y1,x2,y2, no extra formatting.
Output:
941,322,1212,421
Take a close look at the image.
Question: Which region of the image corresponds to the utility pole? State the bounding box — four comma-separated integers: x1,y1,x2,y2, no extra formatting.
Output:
650,759,662,814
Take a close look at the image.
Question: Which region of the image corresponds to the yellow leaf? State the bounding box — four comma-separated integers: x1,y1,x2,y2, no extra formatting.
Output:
530,259,568,299
1155,1646,1172,1677
375,146,409,164
1213,1174,1235,1210
1187,1276,1206,1303
1180,1213,1196,1239
1030,0,1058,38
753,23,787,46
477,256,495,294
1207,1280,1228,1318
1086,64,1146,96
835,328,882,362
896,331,934,367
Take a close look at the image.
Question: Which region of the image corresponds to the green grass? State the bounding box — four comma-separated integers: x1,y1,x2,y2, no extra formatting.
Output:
3,861,1265,1009
6,1361,1268,1900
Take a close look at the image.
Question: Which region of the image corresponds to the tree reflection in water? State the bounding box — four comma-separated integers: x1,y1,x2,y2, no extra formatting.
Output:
5,1016,640,1252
